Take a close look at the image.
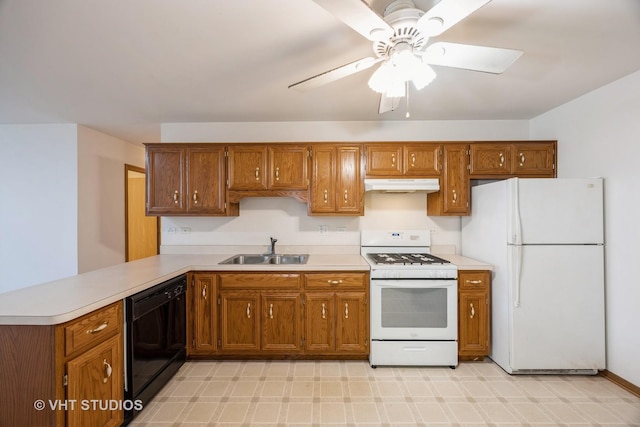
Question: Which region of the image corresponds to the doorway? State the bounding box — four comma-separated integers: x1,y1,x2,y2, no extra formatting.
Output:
125,165,159,261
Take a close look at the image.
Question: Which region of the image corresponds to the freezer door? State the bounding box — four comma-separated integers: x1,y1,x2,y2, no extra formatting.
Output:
507,178,604,245
508,244,605,371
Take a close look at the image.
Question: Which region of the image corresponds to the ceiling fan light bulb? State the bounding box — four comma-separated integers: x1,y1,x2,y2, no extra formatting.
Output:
411,63,436,90
368,61,393,93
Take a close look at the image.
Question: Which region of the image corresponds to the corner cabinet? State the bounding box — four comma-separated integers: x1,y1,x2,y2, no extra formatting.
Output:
309,144,364,215
427,143,470,216
145,143,237,216
469,141,556,178
458,270,491,360
0,301,124,427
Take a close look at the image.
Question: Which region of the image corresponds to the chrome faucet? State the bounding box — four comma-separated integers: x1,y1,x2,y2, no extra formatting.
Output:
268,237,278,255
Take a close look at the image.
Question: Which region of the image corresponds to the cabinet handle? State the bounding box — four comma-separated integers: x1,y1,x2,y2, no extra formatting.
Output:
465,279,483,285
255,167,260,180
411,153,416,166
323,190,328,203
519,152,525,166
470,303,475,319
391,154,396,165
499,153,505,167
86,321,108,334
247,303,251,319
343,190,348,202
193,190,198,204
269,303,273,319
452,189,457,204
321,303,326,319
173,190,179,204
327,279,343,285
103,359,112,384
275,167,280,181
344,302,349,319
202,284,207,299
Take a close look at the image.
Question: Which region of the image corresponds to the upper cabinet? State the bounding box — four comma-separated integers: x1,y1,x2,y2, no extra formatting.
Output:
227,144,308,191
145,143,234,216
365,143,441,177
427,143,470,216
309,144,364,216
469,141,556,178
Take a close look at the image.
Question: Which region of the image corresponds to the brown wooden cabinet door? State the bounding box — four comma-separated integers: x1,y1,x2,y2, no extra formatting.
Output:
336,145,363,214
186,146,226,214
304,292,335,353
335,292,368,354
189,273,216,354
443,144,470,215
268,145,308,190
309,145,336,213
219,292,260,352
512,142,556,176
404,143,442,176
365,144,403,176
458,270,491,359
227,145,268,190
262,293,301,352
66,334,123,427
469,143,511,176
146,145,185,214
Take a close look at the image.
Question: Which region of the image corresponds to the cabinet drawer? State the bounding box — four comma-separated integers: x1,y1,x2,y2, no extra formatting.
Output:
305,273,367,290
458,271,490,291
63,301,123,356
218,273,300,289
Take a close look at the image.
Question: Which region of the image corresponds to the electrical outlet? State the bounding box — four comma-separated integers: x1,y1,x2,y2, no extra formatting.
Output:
319,225,329,235
167,227,177,233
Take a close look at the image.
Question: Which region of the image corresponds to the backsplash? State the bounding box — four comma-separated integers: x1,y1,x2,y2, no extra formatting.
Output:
160,192,461,253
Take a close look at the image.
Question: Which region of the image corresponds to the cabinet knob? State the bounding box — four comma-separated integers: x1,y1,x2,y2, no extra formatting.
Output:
323,189,328,203
344,302,349,319
391,154,396,165
246,302,251,319
465,279,483,285
255,167,260,180
519,152,526,166
343,190,348,202
202,284,207,299
193,190,198,204
411,153,416,167
327,279,343,285
321,303,326,319
470,303,475,319
173,190,179,204
275,167,280,181
269,303,273,319
452,189,457,203
86,321,108,335
499,153,505,167
103,359,112,384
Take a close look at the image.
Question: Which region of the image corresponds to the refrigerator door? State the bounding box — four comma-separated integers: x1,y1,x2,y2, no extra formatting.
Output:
508,244,605,372
507,178,604,245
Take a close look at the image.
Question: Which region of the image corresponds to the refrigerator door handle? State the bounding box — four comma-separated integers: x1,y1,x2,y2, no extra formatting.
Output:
514,178,522,245
514,245,522,307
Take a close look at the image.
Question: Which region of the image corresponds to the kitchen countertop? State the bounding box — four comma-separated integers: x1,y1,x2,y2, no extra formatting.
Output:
0,252,491,326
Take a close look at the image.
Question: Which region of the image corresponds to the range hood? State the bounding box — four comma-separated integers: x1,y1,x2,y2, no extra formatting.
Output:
364,178,440,193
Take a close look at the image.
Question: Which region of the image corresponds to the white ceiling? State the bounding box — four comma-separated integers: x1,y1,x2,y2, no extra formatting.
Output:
1,0,640,144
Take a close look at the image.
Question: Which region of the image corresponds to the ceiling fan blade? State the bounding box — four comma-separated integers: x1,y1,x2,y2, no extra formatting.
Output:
417,0,491,36
289,57,383,91
422,42,523,74
312,0,394,41
379,92,400,114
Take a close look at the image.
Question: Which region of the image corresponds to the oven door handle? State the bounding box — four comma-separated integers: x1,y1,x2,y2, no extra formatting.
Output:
371,280,456,289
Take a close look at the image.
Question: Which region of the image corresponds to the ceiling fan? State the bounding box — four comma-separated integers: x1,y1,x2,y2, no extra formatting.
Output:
288,0,523,114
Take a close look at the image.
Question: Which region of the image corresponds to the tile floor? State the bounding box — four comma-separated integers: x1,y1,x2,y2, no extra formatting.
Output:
130,360,640,426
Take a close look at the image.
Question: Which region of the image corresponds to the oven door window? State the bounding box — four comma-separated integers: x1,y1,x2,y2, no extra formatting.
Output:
381,287,448,328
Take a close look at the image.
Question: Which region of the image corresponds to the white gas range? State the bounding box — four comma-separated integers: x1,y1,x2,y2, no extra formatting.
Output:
361,230,459,368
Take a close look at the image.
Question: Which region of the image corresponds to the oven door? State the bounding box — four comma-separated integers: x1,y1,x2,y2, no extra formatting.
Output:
370,278,457,340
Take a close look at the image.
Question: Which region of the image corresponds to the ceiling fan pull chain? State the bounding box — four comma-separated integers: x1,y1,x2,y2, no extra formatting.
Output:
405,81,411,118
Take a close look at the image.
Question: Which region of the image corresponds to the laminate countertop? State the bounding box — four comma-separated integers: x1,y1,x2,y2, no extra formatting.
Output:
0,252,491,326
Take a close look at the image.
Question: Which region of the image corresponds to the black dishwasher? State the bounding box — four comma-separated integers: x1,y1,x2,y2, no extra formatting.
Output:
124,274,187,423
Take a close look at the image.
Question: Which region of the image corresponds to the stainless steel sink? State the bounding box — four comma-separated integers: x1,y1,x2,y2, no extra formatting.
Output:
219,254,309,265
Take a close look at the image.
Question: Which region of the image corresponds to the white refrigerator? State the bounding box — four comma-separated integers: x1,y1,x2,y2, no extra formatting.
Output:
461,178,605,374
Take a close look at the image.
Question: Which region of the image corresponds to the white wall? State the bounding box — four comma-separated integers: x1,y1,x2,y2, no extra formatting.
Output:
77,125,145,273
160,120,529,253
0,124,78,293
530,70,640,387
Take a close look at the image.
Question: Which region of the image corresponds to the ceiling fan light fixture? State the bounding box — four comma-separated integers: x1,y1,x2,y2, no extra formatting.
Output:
411,63,436,90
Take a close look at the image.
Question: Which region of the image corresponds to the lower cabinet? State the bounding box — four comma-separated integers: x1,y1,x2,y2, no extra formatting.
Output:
187,270,369,359
458,270,491,360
